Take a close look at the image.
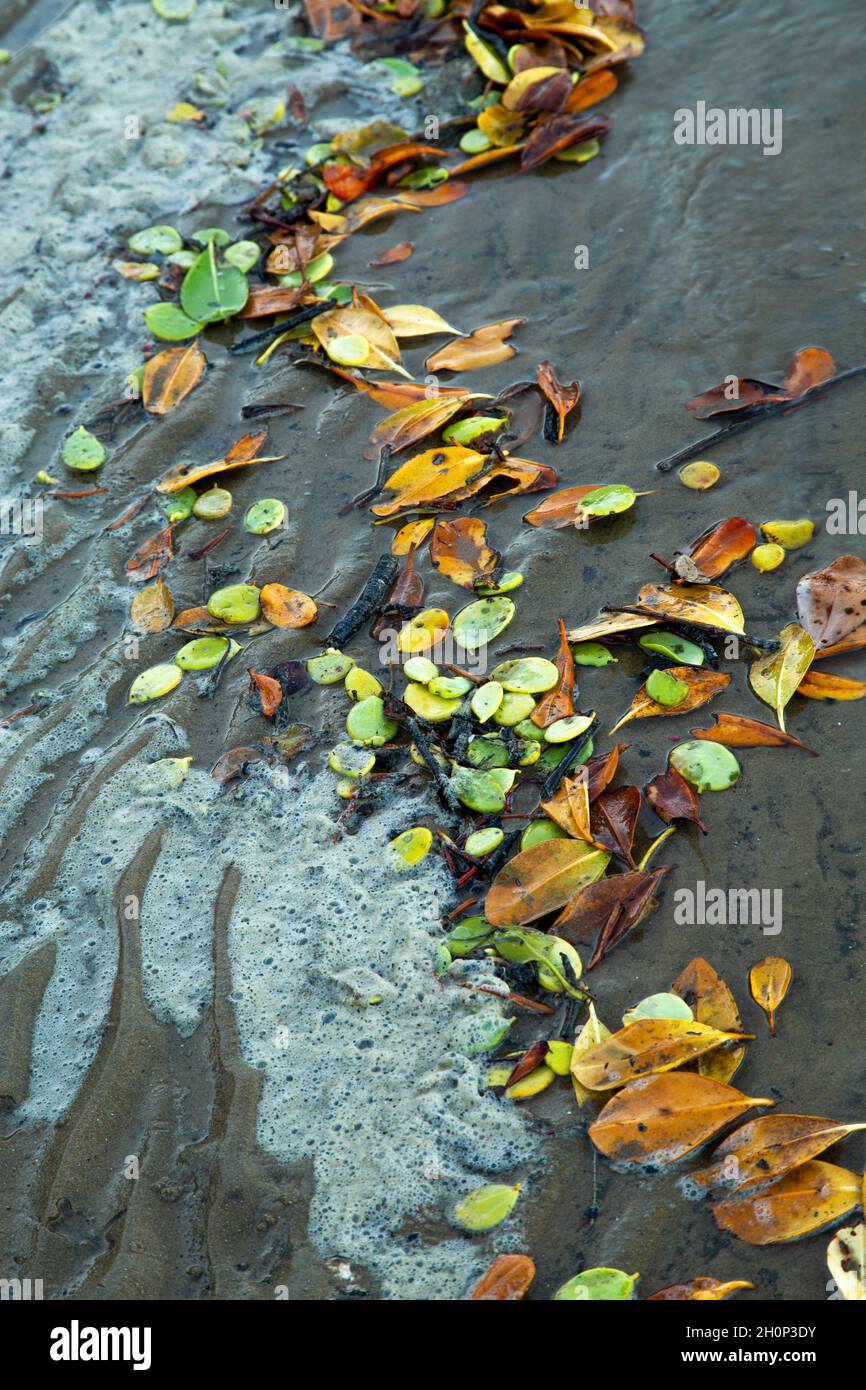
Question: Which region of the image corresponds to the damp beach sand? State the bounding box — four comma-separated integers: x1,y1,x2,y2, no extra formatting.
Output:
0,0,864,1300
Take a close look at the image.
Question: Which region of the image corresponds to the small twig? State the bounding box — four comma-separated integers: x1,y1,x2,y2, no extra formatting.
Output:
326,554,399,646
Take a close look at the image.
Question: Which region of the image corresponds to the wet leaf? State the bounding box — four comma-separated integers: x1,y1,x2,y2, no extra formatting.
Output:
62,425,106,472
676,516,758,579
130,578,174,633
313,301,406,375
827,1224,866,1301
623,993,694,1026
371,445,486,517
554,867,667,970
711,1161,859,1245
126,525,174,583
387,826,433,869
684,1115,866,1202
645,766,707,833
450,765,506,813
531,620,575,727
784,346,837,395
571,1003,611,1105
211,746,266,784
452,596,515,651
364,391,474,459
573,1018,750,1092
635,582,745,635
180,241,248,323
685,378,791,419
451,1183,521,1232
381,304,460,338
566,611,657,643
175,637,230,671
609,667,730,733
585,742,630,801
520,111,611,172
208,584,261,625
589,784,641,866
391,518,435,555
670,957,745,1085
430,517,500,590
128,663,183,704
141,341,206,415
554,1268,638,1301
346,695,398,746
396,607,450,653
669,739,741,792
468,1254,536,1301
247,668,282,718
537,361,580,442
426,318,524,373
749,955,792,1036
485,838,610,926
237,284,306,318
259,583,318,629
492,926,584,997
589,1072,773,1166
748,623,815,731
156,428,273,493
796,669,866,700
795,555,866,649
369,242,414,268
648,1277,754,1301
463,20,511,83
523,482,607,528
811,624,866,659
689,711,817,755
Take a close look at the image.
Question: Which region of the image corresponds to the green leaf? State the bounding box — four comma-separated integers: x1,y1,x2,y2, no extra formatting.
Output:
453,597,515,652
451,1183,521,1232
493,927,584,999
128,223,183,255
144,301,205,340
62,426,105,472
749,623,816,731
554,1268,639,1300
669,739,740,792
180,241,248,323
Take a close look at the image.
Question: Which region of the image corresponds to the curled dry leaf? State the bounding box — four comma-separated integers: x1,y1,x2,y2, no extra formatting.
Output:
609,667,730,734
795,554,866,649
711,1161,859,1246
484,837,610,926
425,318,524,373
468,1253,536,1301
634,582,745,635
647,1277,754,1301
126,525,174,584
670,957,744,1086
748,623,815,732
537,361,580,443
259,583,318,629
141,341,205,415
749,956,792,1036
541,767,594,841
796,669,866,700
645,766,707,833
156,429,271,494
247,668,283,718
130,578,174,633
531,620,575,727
689,711,817,755
573,1018,751,1092
827,1224,866,1301
430,517,500,590
684,1115,866,1202
588,1072,773,1166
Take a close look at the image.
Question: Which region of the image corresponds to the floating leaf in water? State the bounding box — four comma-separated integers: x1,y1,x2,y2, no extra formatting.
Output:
689,711,816,755
748,623,815,731
672,516,757,580
796,669,866,701
62,426,105,472
207,584,260,624
648,1277,754,1301
531,620,575,727
795,555,866,649
635,583,745,635
609,667,730,734
669,740,741,792
369,241,414,268
554,1268,638,1301
749,955,792,1036
391,518,436,555
156,428,273,493
130,579,174,633
381,304,460,338
685,346,836,419
468,1254,535,1301
523,482,607,528
387,826,433,869
128,663,183,704
430,517,500,589
573,1018,750,1092
760,518,814,549
670,957,745,1085
751,542,784,572
589,1073,773,1166
453,597,515,651
537,361,580,442
245,498,285,534
683,1115,866,1202
486,838,610,926
194,487,232,519
490,657,558,693
451,1183,521,1233
426,318,524,373
645,669,689,705
346,695,398,746
144,302,205,340
570,1003,611,1106
711,1161,859,1246
259,584,317,628
679,461,720,490
247,668,282,717
827,1224,866,1301
645,766,707,833
573,641,617,666
180,241,248,323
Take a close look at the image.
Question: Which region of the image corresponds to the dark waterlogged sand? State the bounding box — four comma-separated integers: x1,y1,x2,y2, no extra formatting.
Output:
0,0,864,1299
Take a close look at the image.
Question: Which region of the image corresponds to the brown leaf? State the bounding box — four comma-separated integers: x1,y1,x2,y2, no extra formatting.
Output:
452,455,558,506
784,346,836,395
685,377,790,419
523,483,606,528
130,579,174,633
645,766,707,832
425,318,524,373
156,428,272,494
302,0,361,40
211,746,267,783
589,784,641,866
430,517,500,590
796,555,866,648
670,957,745,1085
796,668,866,700
259,584,318,629
553,867,667,969
689,711,817,755
386,549,425,607
125,524,174,584
238,284,306,318
484,838,610,926
369,241,414,267
685,1115,866,1202
247,668,283,718
589,1072,773,1165
532,619,575,727
537,361,581,443
540,767,594,841
468,1254,536,1301
678,516,758,580
573,1018,750,1092
585,742,630,800
711,1161,859,1245
142,342,206,415
609,667,731,734
749,955,792,1036
647,1277,754,1301
520,111,611,171
503,1040,549,1091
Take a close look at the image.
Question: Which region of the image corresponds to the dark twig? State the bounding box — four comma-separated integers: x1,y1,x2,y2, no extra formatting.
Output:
539,718,599,800
230,302,329,356
407,716,462,815
326,554,399,646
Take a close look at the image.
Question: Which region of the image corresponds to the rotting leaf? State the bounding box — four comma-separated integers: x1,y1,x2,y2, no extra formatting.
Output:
588,1072,773,1166
130,579,174,633
827,1224,866,1301
573,1018,750,1092
555,867,667,970
485,837,610,926
795,555,866,649
126,525,174,584
645,766,707,833
520,111,611,172
609,667,730,734
142,341,206,415
689,711,817,755
537,361,580,443
426,318,524,373
749,955,792,1036
711,1161,859,1246
634,583,745,635
430,517,500,590
748,623,815,731
683,1115,866,1202
589,784,641,867
468,1254,536,1301
670,957,744,1085
259,583,318,629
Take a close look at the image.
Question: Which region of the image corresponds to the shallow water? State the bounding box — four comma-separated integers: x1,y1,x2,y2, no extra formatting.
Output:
0,0,864,1300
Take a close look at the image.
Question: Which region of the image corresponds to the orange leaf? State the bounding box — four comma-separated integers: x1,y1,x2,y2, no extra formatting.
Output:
247,668,283,718
523,483,606,528
749,955,792,1036
589,1072,773,1165
532,619,575,726
564,68,618,112
130,578,174,633
364,392,474,460
784,346,836,396
429,517,500,590
520,111,611,171
609,667,731,734
648,1277,754,1301
468,1254,536,1301
796,669,866,700
259,584,318,629
573,1018,750,1092
689,711,816,755
711,1161,859,1245
670,957,745,1085
238,284,306,318
425,318,524,373
686,1115,866,1202
156,429,277,494
681,516,758,579
125,525,174,584
369,241,414,267
537,361,580,442
142,341,206,416
485,838,610,926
